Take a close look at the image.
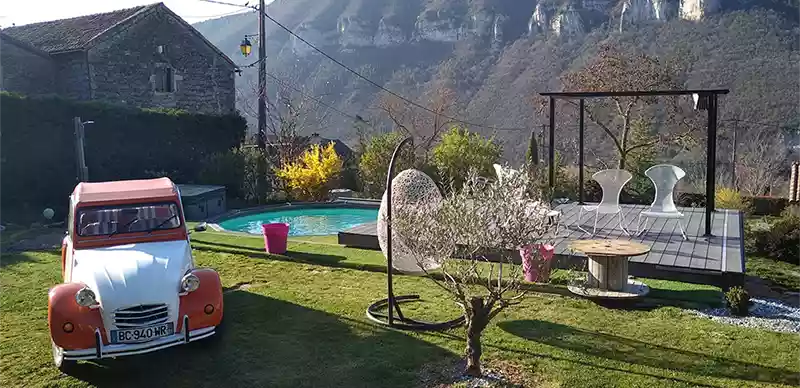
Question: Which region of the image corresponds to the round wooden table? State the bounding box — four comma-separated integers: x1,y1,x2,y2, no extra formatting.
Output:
568,239,651,299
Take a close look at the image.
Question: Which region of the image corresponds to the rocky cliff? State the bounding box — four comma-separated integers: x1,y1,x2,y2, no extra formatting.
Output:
194,0,798,161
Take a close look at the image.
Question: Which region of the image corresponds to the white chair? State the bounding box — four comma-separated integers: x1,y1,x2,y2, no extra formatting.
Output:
493,163,518,185
577,169,632,236
636,164,688,240
493,163,563,236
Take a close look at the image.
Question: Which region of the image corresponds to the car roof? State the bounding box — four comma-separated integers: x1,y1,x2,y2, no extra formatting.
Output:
73,177,179,204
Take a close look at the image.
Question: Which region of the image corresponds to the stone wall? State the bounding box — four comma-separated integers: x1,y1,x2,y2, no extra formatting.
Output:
0,37,56,96
87,7,235,114
53,52,92,100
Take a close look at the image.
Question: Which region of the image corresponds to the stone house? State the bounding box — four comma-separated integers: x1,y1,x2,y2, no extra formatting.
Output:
0,2,236,114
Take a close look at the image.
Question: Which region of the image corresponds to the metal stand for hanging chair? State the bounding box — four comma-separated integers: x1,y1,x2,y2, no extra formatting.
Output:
366,137,465,331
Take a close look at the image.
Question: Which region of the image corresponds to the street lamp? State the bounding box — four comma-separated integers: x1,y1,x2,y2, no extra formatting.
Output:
240,37,252,57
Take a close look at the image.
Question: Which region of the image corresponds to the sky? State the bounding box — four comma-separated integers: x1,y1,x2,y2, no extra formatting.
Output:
0,0,268,27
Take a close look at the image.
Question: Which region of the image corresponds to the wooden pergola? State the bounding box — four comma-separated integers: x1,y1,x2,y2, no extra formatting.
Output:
539,89,730,237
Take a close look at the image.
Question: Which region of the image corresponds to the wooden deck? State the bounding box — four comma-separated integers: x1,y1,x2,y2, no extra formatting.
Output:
338,203,745,287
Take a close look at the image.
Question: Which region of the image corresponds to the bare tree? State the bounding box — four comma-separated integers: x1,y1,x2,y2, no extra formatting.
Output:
237,70,335,163
392,170,552,377
378,86,460,163
546,44,702,170
735,126,788,196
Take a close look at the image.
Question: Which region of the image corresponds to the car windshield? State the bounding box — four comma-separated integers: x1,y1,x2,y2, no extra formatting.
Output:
77,203,182,237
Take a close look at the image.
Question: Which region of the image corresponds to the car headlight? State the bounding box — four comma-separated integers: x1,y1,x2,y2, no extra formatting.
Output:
180,273,200,293
75,287,97,307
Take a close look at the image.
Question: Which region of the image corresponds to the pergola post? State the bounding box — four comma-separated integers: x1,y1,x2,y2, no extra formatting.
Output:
578,99,585,205
704,94,718,237
548,97,556,190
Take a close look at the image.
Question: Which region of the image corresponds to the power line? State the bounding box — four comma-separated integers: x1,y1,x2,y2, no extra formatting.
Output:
264,72,364,122
198,0,527,132
198,0,793,134
183,8,253,20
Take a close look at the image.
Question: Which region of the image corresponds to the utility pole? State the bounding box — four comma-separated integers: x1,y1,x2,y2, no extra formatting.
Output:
257,0,267,149
731,119,738,189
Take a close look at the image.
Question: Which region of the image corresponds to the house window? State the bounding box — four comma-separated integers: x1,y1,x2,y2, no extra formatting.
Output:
155,66,174,93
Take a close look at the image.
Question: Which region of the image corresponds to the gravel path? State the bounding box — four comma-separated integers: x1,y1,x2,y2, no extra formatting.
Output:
688,298,800,334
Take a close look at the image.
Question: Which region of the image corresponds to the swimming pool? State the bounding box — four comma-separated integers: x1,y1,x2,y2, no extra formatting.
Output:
217,206,379,236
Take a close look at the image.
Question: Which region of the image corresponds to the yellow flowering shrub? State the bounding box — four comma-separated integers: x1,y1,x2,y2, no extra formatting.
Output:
275,142,343,201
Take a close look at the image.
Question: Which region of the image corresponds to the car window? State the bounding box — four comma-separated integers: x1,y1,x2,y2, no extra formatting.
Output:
77,203,181,237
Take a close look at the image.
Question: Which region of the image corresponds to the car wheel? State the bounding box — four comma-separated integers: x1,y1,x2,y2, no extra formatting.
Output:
52,341,77,374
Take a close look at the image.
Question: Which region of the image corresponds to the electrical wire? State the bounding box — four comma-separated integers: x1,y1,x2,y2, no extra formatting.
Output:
183,8,253,20
265,72,365,122
198,0,528,131
199,0,794,133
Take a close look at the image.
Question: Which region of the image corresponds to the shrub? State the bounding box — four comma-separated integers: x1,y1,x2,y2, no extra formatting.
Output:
749,196,790,216
0,93,246,219
725,286,750,317
783,204,800,218
198,148,246,199
358,132,414,198
715,187,750,211
276,142,342,201
757,215,800,264
432,126,502,191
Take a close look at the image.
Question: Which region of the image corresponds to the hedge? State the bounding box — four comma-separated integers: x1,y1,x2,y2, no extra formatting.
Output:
0,93,246,220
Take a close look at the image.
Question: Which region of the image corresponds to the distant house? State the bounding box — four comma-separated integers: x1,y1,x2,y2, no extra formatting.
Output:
263,133,355,161
0,2,236,114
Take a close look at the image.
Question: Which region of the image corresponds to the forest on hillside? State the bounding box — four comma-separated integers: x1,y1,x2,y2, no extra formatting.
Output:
194,0,799,194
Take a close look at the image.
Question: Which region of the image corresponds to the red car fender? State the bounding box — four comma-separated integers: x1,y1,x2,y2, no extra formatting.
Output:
60,238,68,280
177,268,223,333
49,283,107,350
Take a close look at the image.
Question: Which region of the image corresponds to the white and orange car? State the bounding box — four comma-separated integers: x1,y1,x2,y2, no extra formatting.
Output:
50,177,223,371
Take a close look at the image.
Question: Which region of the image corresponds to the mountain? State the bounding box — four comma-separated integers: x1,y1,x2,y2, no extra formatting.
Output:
193,0,799,162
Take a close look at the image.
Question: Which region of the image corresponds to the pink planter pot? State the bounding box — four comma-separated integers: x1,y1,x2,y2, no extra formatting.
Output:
520,243,555,283
262,223,289,254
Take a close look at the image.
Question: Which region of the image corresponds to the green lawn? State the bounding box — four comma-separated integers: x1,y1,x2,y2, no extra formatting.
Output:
1,230,798,387
746,256,800,292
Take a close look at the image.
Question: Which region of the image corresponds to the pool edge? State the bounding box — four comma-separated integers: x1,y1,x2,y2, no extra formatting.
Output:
205,199,380,235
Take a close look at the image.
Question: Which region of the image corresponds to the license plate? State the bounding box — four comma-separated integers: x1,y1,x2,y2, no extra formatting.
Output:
111,323,174,344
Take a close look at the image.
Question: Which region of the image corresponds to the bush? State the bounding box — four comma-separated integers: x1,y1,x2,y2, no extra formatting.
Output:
198,148,246,199
783,204,800,218
750,217,800,265
432,126,502,191
749,196,790,216
358,132,414,198
276,143,342,201
725,286,750,317
715,187,750,211
0,93,246,218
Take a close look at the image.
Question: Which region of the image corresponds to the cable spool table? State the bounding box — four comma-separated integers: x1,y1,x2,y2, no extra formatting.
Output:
567,239,651,299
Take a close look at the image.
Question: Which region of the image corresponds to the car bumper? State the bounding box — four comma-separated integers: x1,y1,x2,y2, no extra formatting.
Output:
63,323,215,361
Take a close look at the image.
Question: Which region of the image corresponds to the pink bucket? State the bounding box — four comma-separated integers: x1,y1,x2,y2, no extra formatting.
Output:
520,244,555,283
261,223,289,254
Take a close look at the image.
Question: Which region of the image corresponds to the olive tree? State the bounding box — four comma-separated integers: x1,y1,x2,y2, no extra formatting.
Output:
391,170,552,377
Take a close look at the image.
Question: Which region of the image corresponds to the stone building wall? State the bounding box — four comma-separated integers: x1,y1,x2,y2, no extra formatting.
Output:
0,37,56,96
87,7,236,114
53,52,92,100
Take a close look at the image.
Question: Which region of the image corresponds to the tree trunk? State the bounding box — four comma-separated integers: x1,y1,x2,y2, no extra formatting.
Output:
464,297,490,377
618,150,627,170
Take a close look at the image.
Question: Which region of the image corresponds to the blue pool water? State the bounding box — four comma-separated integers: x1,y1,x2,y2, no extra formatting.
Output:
218,207,379,236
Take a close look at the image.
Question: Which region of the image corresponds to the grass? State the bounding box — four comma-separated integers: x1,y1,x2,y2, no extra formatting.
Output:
743,217,800,292
1,230,799,387
746,256,800,292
